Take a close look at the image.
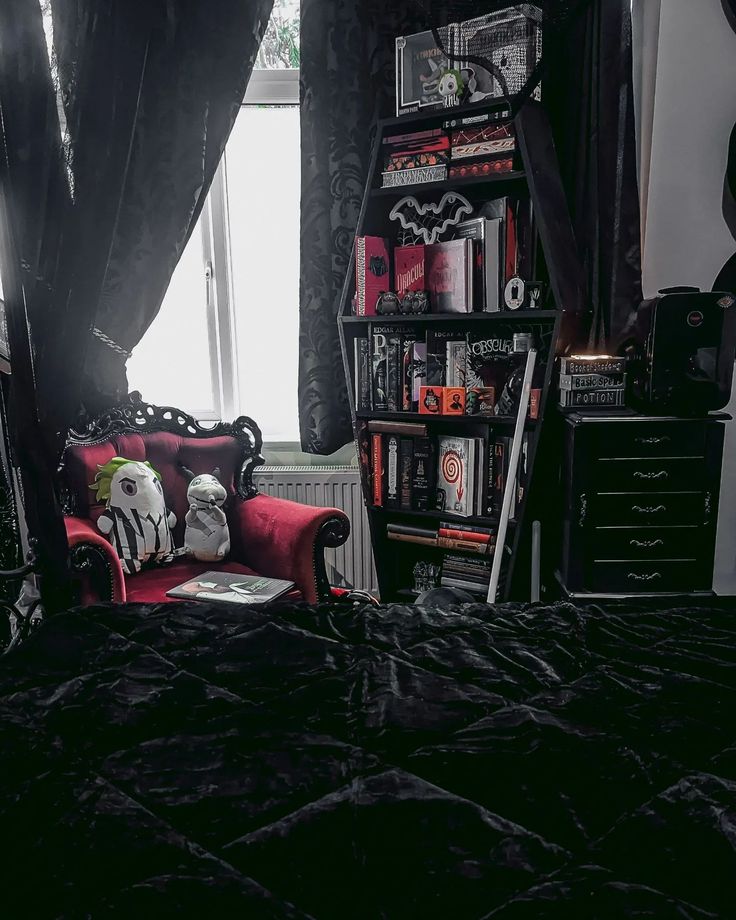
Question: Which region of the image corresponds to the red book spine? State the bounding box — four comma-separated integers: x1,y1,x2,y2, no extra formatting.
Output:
372,433,383,506
438,527,493,543
505,201,517,283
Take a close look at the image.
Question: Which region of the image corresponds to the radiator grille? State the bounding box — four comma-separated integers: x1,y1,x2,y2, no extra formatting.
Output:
253,466,378,593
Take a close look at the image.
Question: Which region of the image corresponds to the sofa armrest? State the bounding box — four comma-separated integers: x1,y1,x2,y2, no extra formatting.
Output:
65,516,126,603
229,494,350,603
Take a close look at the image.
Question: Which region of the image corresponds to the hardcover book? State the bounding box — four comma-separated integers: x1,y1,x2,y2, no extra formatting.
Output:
559,372,625,390
354,337,370,411
559,388,626,408
355,237,390,316
385,434,401,507
371,433,383,506
437,436,475,518
450,121,515,160
167,571,294,605
411,342,427,409
399,438,414,509
559,356,627,376
455,217,503,312
465,329,514,389
411,437,436,511
401,330,418,410
386,328,402,412
394,245,426,299
371,324,403,411
446,340,467,387
426,328,457,386
425,239,473,313
381,165,447,188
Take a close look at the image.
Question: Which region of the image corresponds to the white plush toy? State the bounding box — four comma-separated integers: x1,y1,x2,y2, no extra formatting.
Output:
180,466,230,562
91,457,176,575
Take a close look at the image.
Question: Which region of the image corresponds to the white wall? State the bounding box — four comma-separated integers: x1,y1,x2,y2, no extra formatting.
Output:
638,0,736,594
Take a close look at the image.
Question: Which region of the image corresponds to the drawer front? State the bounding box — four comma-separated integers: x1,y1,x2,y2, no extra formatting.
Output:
591,526,702,561
592,492,707,527
589,422,706,459
594,457,703,493
587,560,708,593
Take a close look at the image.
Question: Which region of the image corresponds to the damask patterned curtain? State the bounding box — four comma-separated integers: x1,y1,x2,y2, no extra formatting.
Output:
0,0,272,610
298,0,642,453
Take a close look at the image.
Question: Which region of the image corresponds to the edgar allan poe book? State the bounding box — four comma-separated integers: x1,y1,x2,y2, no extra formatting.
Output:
371,324,403,411
425,239,473,313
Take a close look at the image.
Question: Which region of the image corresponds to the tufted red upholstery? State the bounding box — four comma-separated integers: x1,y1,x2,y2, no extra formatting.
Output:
63,429,349,605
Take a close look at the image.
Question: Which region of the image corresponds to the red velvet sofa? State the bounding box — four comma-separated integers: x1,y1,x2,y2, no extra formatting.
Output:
59,393,350,604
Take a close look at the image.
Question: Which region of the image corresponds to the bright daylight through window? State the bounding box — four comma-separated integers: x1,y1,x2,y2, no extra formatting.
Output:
127,0,301,441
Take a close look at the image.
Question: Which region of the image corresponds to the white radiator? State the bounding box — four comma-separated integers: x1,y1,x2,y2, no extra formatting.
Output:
253,466,378,594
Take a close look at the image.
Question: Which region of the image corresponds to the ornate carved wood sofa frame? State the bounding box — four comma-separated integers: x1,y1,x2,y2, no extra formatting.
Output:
58,393,350,605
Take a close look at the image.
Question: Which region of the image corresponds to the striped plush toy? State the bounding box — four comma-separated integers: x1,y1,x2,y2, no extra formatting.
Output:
91,457,176,575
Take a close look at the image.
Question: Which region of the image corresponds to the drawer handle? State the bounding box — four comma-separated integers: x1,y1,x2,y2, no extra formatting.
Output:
627,572,662,582
633,470,668,481
636,435,670,446
630,538,664,549
632,504,666,515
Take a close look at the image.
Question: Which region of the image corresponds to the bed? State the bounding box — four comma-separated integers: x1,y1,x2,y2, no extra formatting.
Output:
1,598,734,918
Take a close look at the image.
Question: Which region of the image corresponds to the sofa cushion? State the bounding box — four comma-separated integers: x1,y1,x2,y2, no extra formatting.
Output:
125,559,303,605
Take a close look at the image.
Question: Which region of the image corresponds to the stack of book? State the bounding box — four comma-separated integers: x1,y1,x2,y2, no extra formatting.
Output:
367,422,529,521
558,355,627,409
381,127,450,188
387,521,495,554
441,553,492,595
354,324,542,419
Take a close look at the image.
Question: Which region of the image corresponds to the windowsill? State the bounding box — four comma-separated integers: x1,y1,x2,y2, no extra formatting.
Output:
262,440,357,467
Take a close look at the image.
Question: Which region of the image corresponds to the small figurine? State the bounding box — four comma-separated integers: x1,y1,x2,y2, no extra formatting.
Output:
376,291,401,315
438,68,465,108
180,465,231,562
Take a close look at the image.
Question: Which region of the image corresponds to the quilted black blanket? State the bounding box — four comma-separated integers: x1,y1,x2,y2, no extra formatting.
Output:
1,599,735,918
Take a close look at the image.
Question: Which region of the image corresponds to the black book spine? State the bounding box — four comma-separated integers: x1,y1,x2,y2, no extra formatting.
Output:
355,337,370,411
387,332,402,412
399,437,414,510
412,436,436,511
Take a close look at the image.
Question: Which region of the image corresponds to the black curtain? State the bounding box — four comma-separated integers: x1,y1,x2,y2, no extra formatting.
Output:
298,0,642,454
0,0,272,610
543,0,642,347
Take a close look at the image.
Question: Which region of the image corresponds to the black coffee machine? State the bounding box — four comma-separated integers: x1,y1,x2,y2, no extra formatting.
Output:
616,287,736,414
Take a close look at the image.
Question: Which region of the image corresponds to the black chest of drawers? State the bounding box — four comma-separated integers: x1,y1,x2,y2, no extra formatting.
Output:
558,412,726,597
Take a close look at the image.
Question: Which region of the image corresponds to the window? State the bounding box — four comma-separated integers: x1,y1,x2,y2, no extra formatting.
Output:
128,0,301,440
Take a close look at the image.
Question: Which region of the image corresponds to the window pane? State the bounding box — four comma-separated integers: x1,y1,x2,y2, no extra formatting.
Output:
127,222,217,416
255,0,300,69
226,106,300,441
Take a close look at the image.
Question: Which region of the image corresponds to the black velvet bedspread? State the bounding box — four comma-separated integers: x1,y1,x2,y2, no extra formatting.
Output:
1,599,735,918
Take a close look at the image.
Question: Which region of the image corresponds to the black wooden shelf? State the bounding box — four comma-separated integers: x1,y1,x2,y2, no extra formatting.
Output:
341,310,559,324
371,171,525,198
371,506,504,528
358,411,537,427
336,99,588,602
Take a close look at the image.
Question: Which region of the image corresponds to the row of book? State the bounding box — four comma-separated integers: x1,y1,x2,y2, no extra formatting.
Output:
558,355,627,409
387,521,495,555
354,324,542,417
380,110,516,189
354,196,533,316
368,423,529,520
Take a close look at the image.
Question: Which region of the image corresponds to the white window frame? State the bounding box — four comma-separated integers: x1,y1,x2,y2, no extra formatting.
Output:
201,68,299,428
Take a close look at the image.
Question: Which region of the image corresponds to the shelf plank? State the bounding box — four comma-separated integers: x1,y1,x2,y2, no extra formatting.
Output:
371,506,502,528
358,411,537,427
379,97,513,131
371,171,525,198
341,310,559,324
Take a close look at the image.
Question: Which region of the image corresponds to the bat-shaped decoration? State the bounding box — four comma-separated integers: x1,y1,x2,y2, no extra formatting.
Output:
388,192,473,245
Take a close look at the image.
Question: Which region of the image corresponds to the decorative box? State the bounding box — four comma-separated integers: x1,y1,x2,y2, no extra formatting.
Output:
395,27,454,117
442,387,466,415
382,165,448,188
456,6,542,103
450,122,516,160
449,158,514,179
419,386,442,414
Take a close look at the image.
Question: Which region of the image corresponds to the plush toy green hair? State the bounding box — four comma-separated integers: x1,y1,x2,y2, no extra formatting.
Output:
90,456,162,504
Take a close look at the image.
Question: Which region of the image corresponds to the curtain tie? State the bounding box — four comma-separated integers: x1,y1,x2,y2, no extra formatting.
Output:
91,327,132,359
